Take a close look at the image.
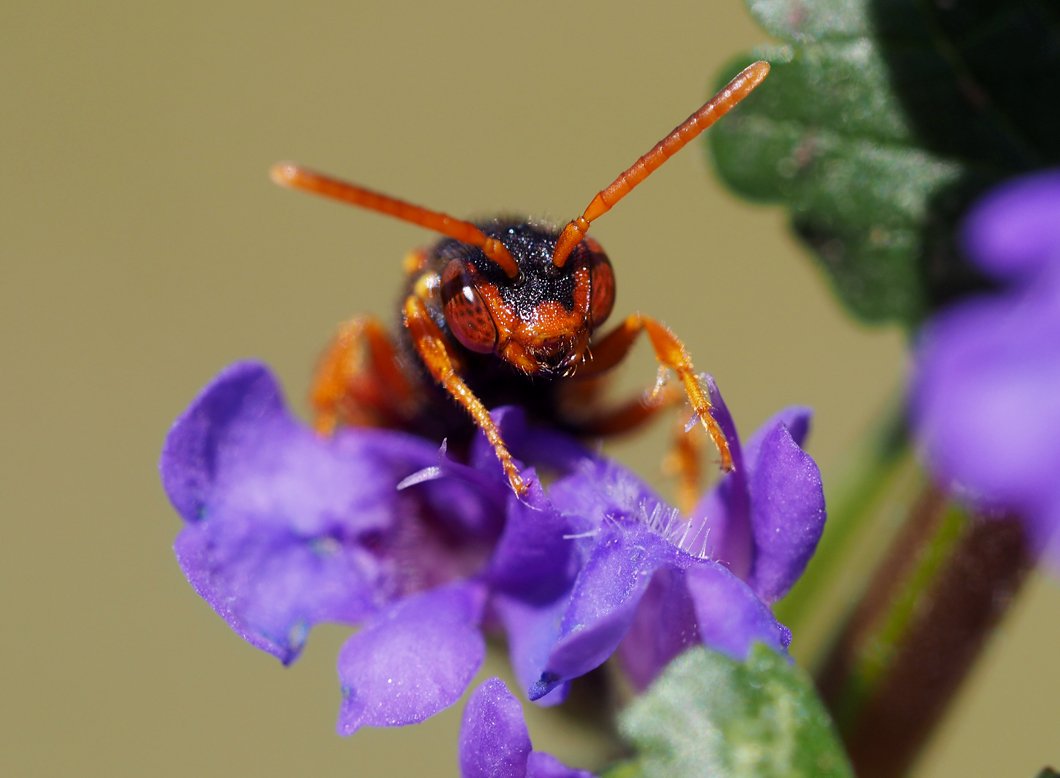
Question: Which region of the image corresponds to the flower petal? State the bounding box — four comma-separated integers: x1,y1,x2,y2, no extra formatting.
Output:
745,415,826,603
913,171,1060,571
458,679,595,778
162,361,286,523
162,362,437,536
337,583,486,735
494,594,570,707
526,753,595,778
459,678,533,778
617,565,700,691
690,377,753,575
162,362,506,663
531,525,669,699
488,480,578,603
686,562,791,660
527,754,597,778
961,169,1060,282
481,406,594,475
174,513,380,664
704,375,747,474
914,291,1060,512
744,406,813,460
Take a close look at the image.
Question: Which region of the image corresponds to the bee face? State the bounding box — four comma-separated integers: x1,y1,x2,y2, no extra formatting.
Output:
438,223,615,376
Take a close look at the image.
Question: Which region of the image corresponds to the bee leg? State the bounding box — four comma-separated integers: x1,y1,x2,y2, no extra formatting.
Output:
311,316,419,433
562,382,703,515
575,313,734,473
560,375,674,436
403,295,527,496
664,411,704,516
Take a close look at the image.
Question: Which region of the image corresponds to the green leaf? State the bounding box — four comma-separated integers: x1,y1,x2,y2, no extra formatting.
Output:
619,645,852,778
708,0,1060,324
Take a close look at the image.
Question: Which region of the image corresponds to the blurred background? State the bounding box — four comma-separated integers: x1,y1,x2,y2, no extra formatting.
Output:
2,1,1056,775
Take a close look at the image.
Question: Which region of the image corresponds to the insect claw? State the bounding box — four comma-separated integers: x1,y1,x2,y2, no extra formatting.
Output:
508,471,535,504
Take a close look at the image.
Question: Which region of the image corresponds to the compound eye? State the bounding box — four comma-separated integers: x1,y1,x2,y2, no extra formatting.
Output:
441,260,499,354
588,255,615,326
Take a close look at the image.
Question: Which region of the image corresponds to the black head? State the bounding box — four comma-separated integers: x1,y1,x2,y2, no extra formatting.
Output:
437,220,614,376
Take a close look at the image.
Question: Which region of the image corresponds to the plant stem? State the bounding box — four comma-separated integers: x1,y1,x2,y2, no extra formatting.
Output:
816,482,1032,778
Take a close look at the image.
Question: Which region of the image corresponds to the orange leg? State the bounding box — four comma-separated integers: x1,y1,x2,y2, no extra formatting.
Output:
311,316,419,433
577,313,734,472
564,381,704,514
403,295,527,496
663,411,704,516
561,378,672,437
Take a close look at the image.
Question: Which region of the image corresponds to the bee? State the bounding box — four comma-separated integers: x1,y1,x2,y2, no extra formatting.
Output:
271,61,769,499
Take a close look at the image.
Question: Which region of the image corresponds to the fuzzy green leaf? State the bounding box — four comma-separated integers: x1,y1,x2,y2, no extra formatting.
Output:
708,0,1060,324
619,645,852,778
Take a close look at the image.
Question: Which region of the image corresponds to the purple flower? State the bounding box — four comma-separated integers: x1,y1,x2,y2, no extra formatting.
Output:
161,361,825,734
161,362,505,732
493,380,824,699
458,678,594,778
912,170,1060,569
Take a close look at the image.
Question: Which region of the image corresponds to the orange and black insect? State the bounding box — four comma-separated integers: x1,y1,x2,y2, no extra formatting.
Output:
271,61,769,501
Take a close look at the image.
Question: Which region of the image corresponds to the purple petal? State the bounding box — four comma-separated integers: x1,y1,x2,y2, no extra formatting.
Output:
913,172,1060,569
458,679,595,778
961,169,1060,282
175,514,380,663
494,595,571,707
744,406,813,460
163,363,454,662
464,406,588,490
617,565,699,691
526,752,595,778
914,291,1060,510
531,526,669,699
162,362,439,536
336,583,486,735
488,481,578,603
459,678,532,778
161,361,284,523
745,416,826,603
686,562,791,660
690,378,753,576
162,363,509,663
546,457,657,534
704,375,747,474
482,406,594,474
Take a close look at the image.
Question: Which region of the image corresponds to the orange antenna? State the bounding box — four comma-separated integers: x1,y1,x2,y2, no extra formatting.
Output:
552,60,771,268
270,163,520,279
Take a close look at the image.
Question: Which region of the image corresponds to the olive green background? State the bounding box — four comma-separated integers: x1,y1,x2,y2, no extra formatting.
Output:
2,2,1056,776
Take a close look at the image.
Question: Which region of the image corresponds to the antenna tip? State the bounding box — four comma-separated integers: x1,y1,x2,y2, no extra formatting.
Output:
269,162,300,187
747,60,771,83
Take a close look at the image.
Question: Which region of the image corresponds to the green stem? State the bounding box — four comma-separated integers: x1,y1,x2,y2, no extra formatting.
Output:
816,481,1032,778
820,484,964,728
